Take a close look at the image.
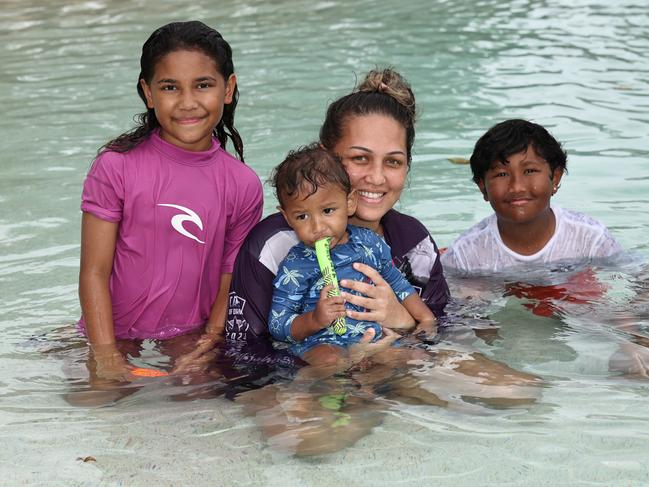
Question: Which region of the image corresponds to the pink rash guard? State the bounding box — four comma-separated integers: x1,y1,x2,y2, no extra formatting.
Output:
79,131,263,339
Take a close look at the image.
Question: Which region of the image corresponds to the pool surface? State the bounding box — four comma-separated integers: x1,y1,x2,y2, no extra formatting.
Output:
1,0,648,485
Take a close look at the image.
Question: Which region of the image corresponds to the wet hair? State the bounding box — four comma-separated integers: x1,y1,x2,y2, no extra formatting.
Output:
271,143,351,207
319,68,416,164
100,21,244,161
470,119,567,184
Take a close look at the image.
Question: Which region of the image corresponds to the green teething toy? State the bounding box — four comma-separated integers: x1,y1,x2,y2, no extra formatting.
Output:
318,393,351,428
315,237,347,335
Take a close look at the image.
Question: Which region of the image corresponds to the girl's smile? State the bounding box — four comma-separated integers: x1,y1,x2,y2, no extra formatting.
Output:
140,49,236,152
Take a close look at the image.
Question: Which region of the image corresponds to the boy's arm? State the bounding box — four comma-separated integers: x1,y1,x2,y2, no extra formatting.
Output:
79,212,131,380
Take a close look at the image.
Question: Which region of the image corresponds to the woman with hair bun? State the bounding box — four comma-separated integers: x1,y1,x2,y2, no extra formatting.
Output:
225,67,539,398
227,69,542,455
227,68,449,355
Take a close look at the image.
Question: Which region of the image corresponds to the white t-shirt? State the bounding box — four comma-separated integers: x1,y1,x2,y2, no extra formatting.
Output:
441,206,623,275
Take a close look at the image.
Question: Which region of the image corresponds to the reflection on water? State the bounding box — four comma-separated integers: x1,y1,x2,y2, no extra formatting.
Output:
2,0,649,485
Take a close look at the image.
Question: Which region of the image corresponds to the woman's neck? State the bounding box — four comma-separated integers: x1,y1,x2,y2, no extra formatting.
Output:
348,215,383,236
497,207,556,256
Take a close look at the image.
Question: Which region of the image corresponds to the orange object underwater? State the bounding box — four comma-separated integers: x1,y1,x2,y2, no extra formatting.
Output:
130,367,169,377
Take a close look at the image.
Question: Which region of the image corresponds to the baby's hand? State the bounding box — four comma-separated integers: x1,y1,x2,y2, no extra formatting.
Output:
313,284,346,328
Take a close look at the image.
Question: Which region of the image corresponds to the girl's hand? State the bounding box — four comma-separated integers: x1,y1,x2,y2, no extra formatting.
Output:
340,262,415,329
90,343,133,382
313,285,346,328
172,332,221,375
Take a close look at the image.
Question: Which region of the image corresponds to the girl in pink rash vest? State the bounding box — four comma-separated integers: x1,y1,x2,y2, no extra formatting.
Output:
76,21,262,397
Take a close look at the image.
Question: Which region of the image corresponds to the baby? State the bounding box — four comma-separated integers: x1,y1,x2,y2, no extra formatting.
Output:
268,144,434,367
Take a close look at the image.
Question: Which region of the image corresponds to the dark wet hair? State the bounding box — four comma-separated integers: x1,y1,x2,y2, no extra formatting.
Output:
470,119,567,184
101,21,244,161
319,68,416,164
271,143,351,207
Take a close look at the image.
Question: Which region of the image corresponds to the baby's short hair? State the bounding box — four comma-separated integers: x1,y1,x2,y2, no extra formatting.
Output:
271,143,351,207
470,119,567,184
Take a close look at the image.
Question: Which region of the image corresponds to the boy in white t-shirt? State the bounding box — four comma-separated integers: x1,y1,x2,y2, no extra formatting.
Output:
442,119,622,275
442,120,649,379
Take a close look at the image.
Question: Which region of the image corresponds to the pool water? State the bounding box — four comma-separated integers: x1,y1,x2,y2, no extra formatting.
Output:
1,0,648,485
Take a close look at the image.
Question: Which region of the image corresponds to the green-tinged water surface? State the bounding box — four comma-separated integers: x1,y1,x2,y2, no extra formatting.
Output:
1,1,648,485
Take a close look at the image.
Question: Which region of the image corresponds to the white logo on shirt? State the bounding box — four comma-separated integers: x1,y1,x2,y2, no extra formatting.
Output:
158,203,205,244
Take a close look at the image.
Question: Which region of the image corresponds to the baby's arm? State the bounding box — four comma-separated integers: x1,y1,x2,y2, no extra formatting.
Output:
79,212,131,380
290,285,346,341
269,255,345,343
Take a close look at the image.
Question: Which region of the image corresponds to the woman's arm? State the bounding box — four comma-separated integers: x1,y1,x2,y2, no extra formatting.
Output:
340,262,416,329
79,212,131,380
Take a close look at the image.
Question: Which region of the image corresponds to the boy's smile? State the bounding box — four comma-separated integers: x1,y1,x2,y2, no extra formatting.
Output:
280,183,357,248
478,145,563,252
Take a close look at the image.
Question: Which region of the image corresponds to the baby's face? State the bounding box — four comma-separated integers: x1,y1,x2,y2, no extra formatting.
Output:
478,144,563,226
280,183,357,248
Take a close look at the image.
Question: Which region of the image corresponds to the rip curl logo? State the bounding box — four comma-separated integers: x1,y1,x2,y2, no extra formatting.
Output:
157,203,205,244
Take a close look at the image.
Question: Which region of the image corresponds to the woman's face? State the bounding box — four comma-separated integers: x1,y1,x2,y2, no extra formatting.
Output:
332,114,409,233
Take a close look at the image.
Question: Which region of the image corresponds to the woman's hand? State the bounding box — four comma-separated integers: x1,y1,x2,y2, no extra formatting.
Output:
295,328,399,382
340,262,415,330
413,318,438,340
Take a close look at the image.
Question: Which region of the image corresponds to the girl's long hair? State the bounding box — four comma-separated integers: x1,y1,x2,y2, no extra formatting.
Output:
101,21,244,161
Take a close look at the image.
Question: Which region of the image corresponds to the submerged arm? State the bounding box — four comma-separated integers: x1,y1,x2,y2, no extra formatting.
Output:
79,212,131,380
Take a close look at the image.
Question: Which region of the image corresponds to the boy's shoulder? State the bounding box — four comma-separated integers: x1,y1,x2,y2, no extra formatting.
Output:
556,206,609,232
451,213,498,248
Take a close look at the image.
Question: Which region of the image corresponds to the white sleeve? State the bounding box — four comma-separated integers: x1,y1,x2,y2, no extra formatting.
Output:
591,228,624,258
441,244,466,274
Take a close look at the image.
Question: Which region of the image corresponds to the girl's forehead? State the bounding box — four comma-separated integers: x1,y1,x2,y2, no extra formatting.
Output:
153,49,220,75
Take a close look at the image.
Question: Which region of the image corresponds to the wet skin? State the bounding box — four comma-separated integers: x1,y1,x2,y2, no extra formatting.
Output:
477,145,563,255
140,49,236,152
332,114,409,235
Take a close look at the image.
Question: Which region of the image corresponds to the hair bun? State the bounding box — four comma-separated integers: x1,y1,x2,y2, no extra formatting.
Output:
357,68,415,117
